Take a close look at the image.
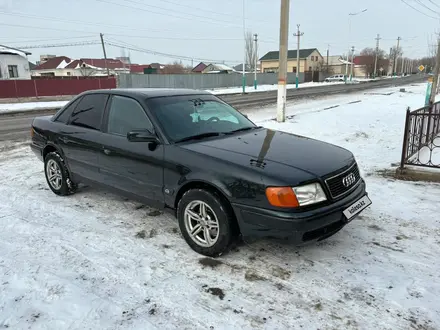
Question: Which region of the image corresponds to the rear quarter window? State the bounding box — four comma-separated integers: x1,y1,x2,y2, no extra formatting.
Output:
54,97,82,124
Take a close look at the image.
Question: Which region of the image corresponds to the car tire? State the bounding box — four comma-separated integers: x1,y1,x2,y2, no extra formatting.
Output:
177,188,235,257
44,151,77,196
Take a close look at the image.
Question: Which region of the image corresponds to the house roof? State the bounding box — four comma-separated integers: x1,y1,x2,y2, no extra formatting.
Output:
260,48,319,61
34,56,73,70
233,63,254,71
192,62,208,72
204,63,234,72
0,44,31,56
79,58,126,69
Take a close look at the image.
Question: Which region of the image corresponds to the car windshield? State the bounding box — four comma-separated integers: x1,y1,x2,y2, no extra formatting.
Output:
146,94,257,143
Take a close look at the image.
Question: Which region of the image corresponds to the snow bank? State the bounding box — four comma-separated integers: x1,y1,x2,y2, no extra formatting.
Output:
0,83,439,329
208,81,344,95
0,101,68,114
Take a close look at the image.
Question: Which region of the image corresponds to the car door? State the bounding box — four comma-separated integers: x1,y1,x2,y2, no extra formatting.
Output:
98,94,164,207
58,93,109,182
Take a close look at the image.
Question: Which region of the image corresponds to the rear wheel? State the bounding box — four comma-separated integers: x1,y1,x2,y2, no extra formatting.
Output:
177,189,235,257
44,152,77,196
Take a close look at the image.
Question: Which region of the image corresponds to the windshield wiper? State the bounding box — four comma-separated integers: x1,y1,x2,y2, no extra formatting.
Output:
175,132,222,143
229,126,262,134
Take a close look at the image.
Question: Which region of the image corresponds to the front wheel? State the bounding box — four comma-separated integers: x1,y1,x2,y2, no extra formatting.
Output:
177,189,235,257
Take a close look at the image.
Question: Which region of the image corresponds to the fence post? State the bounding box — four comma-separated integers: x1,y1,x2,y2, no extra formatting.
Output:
14,80,18,99
33,80,38,98
400,107,411,170
426,102,433,143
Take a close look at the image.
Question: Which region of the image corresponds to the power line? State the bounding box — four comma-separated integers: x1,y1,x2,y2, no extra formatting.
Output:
0,10,192,35
95,0,249,29
13,41,101,49
105,38,242,64
414,0,440,14
400,0,438,18
0,35,95,44
427,0,440,8
128,0,273,25
0,21,250,43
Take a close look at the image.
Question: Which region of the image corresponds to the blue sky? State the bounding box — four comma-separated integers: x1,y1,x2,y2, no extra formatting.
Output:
1,0,439,66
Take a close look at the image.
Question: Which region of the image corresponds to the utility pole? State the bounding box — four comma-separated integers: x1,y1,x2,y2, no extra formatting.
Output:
429,38,440,103
327,44,330,67
254,33,258,90
293,24,304,89
350,46,355,81
100,33,110,76
242,0,246,94
373,34,381,78
401,57,405,75
276,0,290,122
393,37,401,76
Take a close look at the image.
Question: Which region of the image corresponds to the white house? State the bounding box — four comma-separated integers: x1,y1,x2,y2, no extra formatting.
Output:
0,45,32,79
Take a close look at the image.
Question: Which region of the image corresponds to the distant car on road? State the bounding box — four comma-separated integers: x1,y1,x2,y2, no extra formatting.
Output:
325,74,346,82
30,88,371,257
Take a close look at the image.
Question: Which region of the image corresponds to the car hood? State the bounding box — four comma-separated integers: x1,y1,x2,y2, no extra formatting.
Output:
181,128,354,178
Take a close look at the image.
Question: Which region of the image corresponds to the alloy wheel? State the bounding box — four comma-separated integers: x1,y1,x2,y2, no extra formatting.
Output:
183,200,220,247
46,159,63,190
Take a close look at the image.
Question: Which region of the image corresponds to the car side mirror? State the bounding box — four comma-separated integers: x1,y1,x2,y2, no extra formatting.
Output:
127,129,159,143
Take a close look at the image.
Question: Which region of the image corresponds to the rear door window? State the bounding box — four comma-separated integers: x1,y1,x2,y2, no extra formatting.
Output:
69,94,108,130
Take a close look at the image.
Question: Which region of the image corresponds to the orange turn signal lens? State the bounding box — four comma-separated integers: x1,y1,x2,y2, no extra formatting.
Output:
265,187,299,208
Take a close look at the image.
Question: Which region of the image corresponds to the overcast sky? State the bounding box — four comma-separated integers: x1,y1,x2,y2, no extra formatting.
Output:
1,0,439,66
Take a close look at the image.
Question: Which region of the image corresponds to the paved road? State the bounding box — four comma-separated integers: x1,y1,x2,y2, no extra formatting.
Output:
0,75,426,142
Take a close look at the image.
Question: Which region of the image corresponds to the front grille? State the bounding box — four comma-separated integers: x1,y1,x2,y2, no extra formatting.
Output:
325,162,361,199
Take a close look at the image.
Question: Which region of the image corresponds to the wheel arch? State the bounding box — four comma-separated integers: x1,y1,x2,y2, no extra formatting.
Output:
174,179,241,235
43,143,62,160
174,180,232,210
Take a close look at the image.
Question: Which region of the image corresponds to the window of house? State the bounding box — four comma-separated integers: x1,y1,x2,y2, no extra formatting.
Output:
70,94,108,130
311,57,314,62
8,65,18,78
107,95,153,136
66,72,71,76
309,66,312,71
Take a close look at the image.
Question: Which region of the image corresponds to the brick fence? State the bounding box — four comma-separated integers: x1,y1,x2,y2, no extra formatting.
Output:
0,77,116,99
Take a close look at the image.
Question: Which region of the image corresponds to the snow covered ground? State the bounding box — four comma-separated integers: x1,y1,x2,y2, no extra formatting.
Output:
0,83,439,329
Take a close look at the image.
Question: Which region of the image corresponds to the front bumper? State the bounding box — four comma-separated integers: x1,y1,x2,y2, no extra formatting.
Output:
232,180,368,244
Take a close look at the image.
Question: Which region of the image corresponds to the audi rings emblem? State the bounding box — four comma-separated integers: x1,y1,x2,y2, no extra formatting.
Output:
342,173,356,187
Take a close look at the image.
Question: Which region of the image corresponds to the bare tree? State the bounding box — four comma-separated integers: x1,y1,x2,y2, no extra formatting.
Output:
358,47,387,77
162,61,187,74
317,59,334,74
245,31,257,71
360,47,386,59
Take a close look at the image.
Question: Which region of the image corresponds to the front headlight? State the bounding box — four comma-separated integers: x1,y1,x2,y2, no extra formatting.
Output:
292,182,327,206
265,182,327,208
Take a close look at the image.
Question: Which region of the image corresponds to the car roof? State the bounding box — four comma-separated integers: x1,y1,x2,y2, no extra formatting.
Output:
81,88,212,99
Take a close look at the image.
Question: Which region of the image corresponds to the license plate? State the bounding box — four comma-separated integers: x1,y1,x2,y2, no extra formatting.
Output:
343,195,372,221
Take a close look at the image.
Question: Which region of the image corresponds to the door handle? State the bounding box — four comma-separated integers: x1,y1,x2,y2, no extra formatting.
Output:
59,136,69,143
103,148,111,155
